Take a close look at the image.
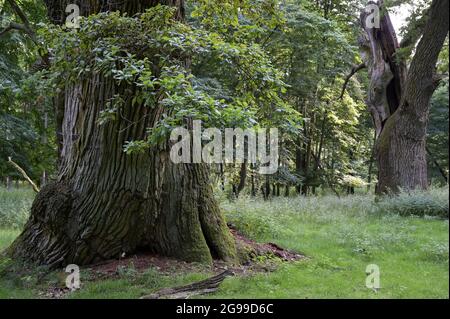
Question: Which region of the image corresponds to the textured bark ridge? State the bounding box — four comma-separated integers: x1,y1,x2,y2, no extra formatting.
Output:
8,0,237,267
359,0,449,194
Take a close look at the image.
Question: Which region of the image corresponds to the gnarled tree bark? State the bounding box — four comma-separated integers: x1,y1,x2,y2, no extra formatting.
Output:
8,0,237,268
358,0,449,194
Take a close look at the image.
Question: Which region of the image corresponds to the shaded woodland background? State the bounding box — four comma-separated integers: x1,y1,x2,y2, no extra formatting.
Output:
1,0,448,198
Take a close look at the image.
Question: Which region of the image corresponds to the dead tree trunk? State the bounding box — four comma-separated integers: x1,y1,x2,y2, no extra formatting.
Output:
8,0,236,268
357,0,449,194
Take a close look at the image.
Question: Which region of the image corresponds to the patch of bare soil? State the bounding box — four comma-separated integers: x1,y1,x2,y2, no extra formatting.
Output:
86,227,303,279
229,226,303,263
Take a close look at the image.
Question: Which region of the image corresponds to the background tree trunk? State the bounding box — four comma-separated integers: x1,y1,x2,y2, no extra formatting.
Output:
234,161,247,198
5,176,12,191
427,147,449,183
367,131,376,192
9,0,236,268
250,164,256,197
360,0,449,194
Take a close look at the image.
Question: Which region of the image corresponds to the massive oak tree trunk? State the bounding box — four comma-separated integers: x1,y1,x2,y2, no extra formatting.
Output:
359,0,449,194
8,0,236,267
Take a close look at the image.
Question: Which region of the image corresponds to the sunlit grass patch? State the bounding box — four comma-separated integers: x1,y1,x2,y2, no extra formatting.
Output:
0,187,448,299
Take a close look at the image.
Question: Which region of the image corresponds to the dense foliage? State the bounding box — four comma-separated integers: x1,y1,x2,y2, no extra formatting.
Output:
0,0,448,195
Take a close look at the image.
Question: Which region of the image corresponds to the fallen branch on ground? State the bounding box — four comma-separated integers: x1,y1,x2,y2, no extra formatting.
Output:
140,270,234,299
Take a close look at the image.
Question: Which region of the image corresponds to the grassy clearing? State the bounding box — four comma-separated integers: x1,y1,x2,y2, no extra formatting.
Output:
0,187,448,299
218,194,449,299
0,187,34,229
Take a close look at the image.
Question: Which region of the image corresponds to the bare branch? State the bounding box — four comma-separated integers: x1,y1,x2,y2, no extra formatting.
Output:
0,21,28,37
6,0,32,29
3,0,50,66
3,0,38,45
0,25,13,37
339,63,366,100
8,157,40,193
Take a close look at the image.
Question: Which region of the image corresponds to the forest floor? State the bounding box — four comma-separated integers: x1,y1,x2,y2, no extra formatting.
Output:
0,187,448,299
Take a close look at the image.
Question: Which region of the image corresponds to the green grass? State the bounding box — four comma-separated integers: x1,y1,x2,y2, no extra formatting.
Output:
0,187,448,299
0,187,34,229
217,195,449,298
